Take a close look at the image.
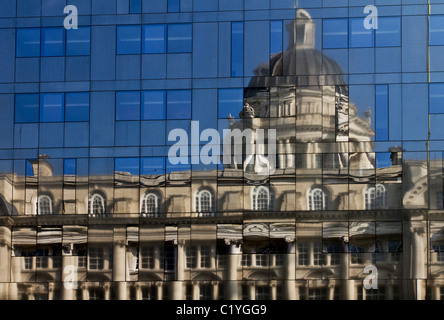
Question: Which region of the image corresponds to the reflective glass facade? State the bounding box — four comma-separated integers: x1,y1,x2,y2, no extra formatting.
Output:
0,0,444,301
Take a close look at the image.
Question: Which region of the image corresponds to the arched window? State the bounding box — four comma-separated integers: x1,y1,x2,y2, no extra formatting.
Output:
308,188,326,211
252,186,274,211
365,184,386,210
195,189,214,217
88,193,106,215
36,195,52,215
141,192,159,216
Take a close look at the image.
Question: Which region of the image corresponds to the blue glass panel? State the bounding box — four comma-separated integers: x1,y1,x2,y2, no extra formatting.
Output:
168,0,180,12
65,92,90,121
64,159,76,175
167,24,192,53
218,88,243,119
41,28,65,57
143,24,166,53
270,20,283,55
142,90,166,120
116,91,141,120
40,93,64,122
322,19,348,49
430,83,444,114
117,25,141,54
141,157,165,175
349,18,373,48
231,22,244,77
141,121,165,145
15,94,39,123
429,15,444,46
16,28,40,57
26,160,34,176
66,27,91,56
115,121,140,146
167,90,191,119
115,157,140,175
375,85,389,141
130,0,142,13
376,17,401,47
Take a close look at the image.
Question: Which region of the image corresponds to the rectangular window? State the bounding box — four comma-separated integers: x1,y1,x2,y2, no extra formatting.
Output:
270,20,283,55
168,0,180,12
298,243,309,265
24,257,33,269
141,247,155,269
231,22,244,77
200,245,211,268
141,157,165,175
115,157,140,176
116,91,141,120
218,88,243,119
66,26,91,56
142,90,166,120
167,23,192,53
16,28,40,57
241,255,251,267
323,19,348,49
130,0,142,13
375,85,389,141
41,27,65,56
349,18,373,48
36,256,49,269
143,24,166,54
430,83,444,114
186,246,197,268
117,25,141,54
429,15,444,46
40,93,64,122
167,90,191,119
255,254,268,267
15,94,39,123
376,17,401,47
313,243,325,265
78,256,86,268
89,247,104,270
65,92,90,121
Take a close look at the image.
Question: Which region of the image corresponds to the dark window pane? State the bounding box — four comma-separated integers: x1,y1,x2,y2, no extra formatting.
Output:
41,28,65,56
16,28,40,57
141,157,165,175
115,158,140,175
65,92,90,121
143,24,166,53
167,23,192,53
167,90,191,119
430,83,444,114
349,18,373,48
66,26,91,55
429,15,444,46
142,90,166,120
15,94,39,123
40,93,64,122
168,0,180,12
130,0,142,13
117,25,141,54
323,18,348,49
218,88,243,118
116,91,141,120
376,17,401,47
231,21,244,77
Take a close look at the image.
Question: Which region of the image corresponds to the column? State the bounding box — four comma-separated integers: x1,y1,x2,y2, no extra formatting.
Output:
113,227,127,300
225,239,241,300
61,243,75,300
10,245,20,300
271,282,277,300
172,240,185,300
192,281,199,300
411,225,425,300
0,226,11,300
285,139,294,168
48,283,55,300
156,281,163,300
212,281,219,300
103,283,111,300
340,243,353,300
433,283,440,300
328,282,335,300
249,281,256,300
81,283,88,300
135,283,142,300
278,141,285,169
284,237,296,300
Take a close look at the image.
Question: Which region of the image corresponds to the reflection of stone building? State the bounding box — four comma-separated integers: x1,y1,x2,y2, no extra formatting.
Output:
0,9,442,301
